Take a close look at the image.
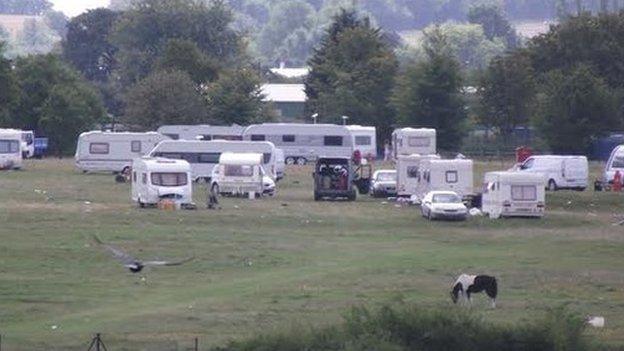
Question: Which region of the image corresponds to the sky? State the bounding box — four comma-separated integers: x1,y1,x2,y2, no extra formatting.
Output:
50,0,111,17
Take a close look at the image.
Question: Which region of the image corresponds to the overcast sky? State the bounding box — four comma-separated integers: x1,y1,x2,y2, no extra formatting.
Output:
50,0,110,17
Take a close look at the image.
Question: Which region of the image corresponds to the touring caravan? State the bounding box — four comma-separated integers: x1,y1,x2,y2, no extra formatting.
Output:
396,154,440,198
604,145,624,184
417,159,474,200
481,171,545,219
157,124,245,141
392,128,436,158
131,157,193,207
149,140,278,181
210,153,267,197
242,123,354,165
75,131,169,173
516,155,588,191
21,130,34,158
0,129,23,170
346,125,377,160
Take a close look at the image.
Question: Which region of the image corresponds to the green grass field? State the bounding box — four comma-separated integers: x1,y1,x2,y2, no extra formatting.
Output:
1,159,623,350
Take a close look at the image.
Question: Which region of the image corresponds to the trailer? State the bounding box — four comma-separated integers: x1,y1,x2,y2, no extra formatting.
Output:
417,159,474,200
157,124,245,141
481,171,545,219
346,125,377,160
392,128,436,159
0,129,23,170
131,157,193,208
396,154,440,198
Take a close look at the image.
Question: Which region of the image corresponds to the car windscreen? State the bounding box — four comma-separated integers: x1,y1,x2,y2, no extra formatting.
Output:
151,172,188,186
377,172,396,181
0,140,20,154
432,194,461,203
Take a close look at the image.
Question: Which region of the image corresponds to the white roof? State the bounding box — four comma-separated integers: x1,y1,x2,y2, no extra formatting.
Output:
135,157,191,171
486,171,545,183
0,129,22,138
346,125,376,132
397,154,440,161
219,152,262,165
393,128,436,136
244,123,350,135
269,67,309,79
261,84,306,103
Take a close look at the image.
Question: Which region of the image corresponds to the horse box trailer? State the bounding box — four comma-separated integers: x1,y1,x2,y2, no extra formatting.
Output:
417,159,474,200
157,124,245,141
242,123,354,165
131,157,193,207
517,155,588,191
75,131,169,173
392,128,436,159
346,125,377,160
481,171,545,219
396,154,440,198
0,129,23,170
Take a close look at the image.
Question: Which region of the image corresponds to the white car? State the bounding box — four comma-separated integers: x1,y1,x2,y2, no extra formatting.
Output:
370,169,397,197
210,166,275,196
420,191,468,221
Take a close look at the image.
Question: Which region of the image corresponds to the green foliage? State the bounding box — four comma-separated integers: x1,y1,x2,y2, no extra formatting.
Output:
156,39,220,84
393,27,467,151
43,10,68,38
123,69,208,130
0,42,19,125
467,3,518,47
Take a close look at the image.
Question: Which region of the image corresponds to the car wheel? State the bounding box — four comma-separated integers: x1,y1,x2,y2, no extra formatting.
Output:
285,157,296,165
548,179,557,191
138,199,145,208
296,157,307,166
427,210,432,220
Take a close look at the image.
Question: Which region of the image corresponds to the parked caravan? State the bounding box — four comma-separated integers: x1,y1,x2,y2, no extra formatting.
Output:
481,171,545,219
417,159,474,200
21,130,34,158
210,153,266,197
275,148,285,180
392,128,436,158
346,125,377,159
517,155,588,191
396,154,440,198
75,131,169,173
157,124,245,141
604,145,624,184
242,123,354,165
131,157,193,207
0,129,23,170
149,140,278,181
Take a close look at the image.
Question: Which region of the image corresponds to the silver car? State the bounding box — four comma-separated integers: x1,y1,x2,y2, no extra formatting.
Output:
370,170,397,197
421,191,468,221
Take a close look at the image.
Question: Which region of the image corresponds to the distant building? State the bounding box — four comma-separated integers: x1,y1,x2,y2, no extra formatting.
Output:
0,14,42,39
269,67,310,80
261,84,307,120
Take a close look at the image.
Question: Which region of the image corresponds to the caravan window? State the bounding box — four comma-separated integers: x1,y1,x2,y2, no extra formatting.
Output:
282,135,295,142
251,134,266,141
613,155,624,168
163,133,179,140
445,171,458,183
89,143,109,154
408,137,430,147
263,153,271,164
199,135,212,141
355,136,372,145
154,152,183,160
131,141,141,152
511,185,537,201
324,136,343,146
151,172,188,186
0,140,19,154
224,165,254,177
407,166,419,178
198,153,220,164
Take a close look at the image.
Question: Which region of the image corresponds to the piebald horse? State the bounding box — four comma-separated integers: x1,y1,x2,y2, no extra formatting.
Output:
451,274,498,308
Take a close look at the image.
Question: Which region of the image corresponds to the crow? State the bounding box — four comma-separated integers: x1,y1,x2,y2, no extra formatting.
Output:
93,235,194,273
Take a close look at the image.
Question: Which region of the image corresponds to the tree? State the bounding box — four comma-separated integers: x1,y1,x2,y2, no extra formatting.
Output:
123,69,208,130
156,39,220,84
534,65,619,153
392,27,467,151
0,42,19,125
0,0,52,15
44,10,68,38
305,9,398,139
467,4,518,48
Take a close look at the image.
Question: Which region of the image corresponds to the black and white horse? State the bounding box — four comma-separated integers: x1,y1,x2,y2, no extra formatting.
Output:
450,274,498,308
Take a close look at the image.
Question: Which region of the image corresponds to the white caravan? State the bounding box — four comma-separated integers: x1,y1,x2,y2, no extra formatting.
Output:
481,171,545,219
210,153,267,197
0,129,23,170
149,139,278,181
417,159,474,200
274,148,285,180
517,155,588,191
75,131,169,173
396,154,440,198
242,123,354,165
392,128,436,158
21,130,35,158
157,124,245,141
346,125,377,159
604,145,624,184
131,157,193,207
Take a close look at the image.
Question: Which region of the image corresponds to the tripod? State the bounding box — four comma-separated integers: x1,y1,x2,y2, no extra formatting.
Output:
87,333,108,351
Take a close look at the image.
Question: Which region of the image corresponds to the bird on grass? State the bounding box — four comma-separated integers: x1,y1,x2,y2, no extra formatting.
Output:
93,235,194,273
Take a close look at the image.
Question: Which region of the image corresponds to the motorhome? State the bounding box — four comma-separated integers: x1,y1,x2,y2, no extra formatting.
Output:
131,157,193,207
157,124,245,141
396,154,440,198
149,139,278,181
392,128,436,158
274,148,285,180
346,125,377,160
0,129,23,170
604,145,624,185
75,131,169,173
210,153,266,197
21,130,34,158
417,159,474,200
516,155,588,191
481,171,545,219
242,123,354,165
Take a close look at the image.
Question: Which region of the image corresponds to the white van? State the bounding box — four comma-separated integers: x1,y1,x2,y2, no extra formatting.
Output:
157,124,245,141
210,153,267,197
274,148,285,180
75,131,169,173
482,171,545,219
396,154,440,198
131,157,193,207
417,159,474,200
21,130,35,158
392,128,436,158
242,123,354,165
517,155,588,191
604,145,624,184
0,129,23,170
149,140,278,181
346,125,377,160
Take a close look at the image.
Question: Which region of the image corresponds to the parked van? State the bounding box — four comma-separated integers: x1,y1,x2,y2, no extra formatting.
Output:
157,124,245,141
481,171,545,219
346,125,377,160
131,157,193,207
0,129,23,170
517,155,588,191
396,154,440,198
210,153,267,197
242,123,354,165
417,159,474,200
604,145,624,184
149,139,278,181
21,130,34,158
75,131,169,173
392,128,436,158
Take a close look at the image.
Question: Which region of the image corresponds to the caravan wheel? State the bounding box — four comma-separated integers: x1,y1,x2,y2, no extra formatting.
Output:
296,157,307,165
547,179,557,191
285,157,296,165
138,199,146,208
